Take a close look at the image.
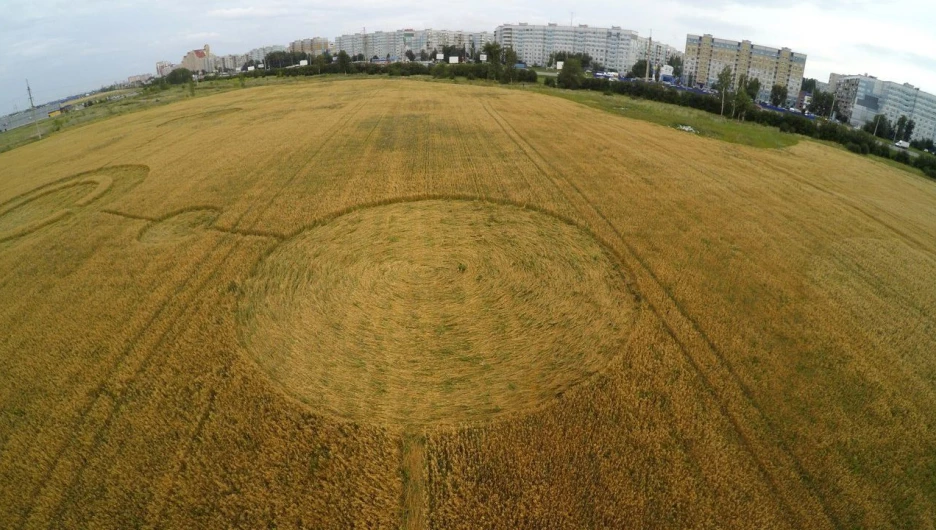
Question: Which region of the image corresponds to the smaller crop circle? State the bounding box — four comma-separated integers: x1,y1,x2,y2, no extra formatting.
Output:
0,175,112,242
238,200,637,426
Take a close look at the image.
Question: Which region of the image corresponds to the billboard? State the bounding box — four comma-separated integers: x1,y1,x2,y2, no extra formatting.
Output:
299,60,309,66
480,54,487,62
247,66,255,71
556,61,564,70
436,53,444,60
449,56,459,64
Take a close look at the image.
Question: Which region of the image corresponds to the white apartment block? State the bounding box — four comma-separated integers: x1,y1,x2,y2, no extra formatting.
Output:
832,74,936,142
334,28,494,60
636,37,683,68
495,23,654,73
217,54,248,71
155,61,176,77
248,45,286,63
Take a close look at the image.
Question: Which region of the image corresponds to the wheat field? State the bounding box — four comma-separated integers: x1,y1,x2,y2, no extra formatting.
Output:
0,77,934,528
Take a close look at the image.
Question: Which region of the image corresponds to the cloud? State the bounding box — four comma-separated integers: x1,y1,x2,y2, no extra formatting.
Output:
182,31,222,41
207,7,292,19
5,37,72,58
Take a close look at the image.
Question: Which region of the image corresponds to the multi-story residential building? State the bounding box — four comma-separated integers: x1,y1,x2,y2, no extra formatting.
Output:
217,54,248,72
288,37,330,56
247,45,286,63
636,37,682,69
181,45,215,73
830,74,936,141
155,61,176,77
494,23,648,73
128,74,153,85
683,34,806,105
334,29,492,60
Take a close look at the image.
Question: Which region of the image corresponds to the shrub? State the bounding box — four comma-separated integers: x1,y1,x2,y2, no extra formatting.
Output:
845,143,862,154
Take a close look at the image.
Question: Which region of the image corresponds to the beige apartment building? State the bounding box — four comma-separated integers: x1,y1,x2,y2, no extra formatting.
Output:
684,34,806,105
181,45,215,73
288,37,330,56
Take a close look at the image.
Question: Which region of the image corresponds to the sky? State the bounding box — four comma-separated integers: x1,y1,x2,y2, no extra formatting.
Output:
1,0,935,116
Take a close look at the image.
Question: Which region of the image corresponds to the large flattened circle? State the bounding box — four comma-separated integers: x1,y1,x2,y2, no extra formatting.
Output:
238,200,636,426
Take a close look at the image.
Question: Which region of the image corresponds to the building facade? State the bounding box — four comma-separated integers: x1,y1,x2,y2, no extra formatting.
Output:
334,29,492,60
636,37,682,70
684,34,806,105
495,23,644,73
831,74,936,141
288,37,330,56
247,45,287,63
181,45,215,73
128,74,153,85
155,61,176,77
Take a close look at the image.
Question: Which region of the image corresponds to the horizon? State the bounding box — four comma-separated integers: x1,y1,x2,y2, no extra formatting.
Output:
2,0,934,115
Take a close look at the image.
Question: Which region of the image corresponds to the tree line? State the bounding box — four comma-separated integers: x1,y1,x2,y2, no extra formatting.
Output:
548,63,936,179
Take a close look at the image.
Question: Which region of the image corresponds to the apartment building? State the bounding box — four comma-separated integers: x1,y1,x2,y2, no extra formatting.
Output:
288,37,330,57
495,23,643,73
831,74,936,141
334,29,493,60
181,45,215,73
217,54,248,71
155,61,176,77
684,34,806,105
636,37,682,68
247,45,286,63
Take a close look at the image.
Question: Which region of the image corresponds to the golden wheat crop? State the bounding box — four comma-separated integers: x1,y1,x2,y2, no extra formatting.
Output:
0,77,934,529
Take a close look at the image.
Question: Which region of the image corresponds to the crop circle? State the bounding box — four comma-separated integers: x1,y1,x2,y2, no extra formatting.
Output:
0,175,112,242
237,200,636,426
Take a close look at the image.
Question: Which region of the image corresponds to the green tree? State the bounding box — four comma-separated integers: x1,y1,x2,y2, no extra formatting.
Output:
863,114,893,139
165,68,193,85
732,75,755,119
504,47,518,66
745,77,761,101
714,66,734,116
733,87,753,121
314,54,326,74
557,58,585,89
895,115,908,140
666,55,683,78
549,52,593,69
904,119,915,142
770,84,788,107
419,50,429,61
808,91,836,116
801,78,818,93
482,41,503,79
405,50,416,62
628,60,649,79
337,51,352,74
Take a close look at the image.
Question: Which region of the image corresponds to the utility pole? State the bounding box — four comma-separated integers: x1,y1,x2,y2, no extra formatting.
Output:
645,30,652,82
26,79,41,140
872,114,881,137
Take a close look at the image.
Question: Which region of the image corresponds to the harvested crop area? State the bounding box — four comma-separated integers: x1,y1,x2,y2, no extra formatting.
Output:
1,78,934,529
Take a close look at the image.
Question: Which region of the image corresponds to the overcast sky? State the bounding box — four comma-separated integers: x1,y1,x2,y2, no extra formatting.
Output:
1,0,934,116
